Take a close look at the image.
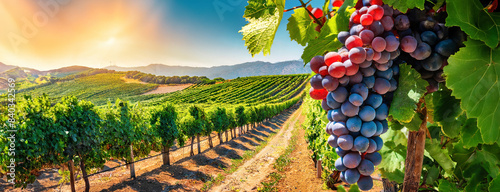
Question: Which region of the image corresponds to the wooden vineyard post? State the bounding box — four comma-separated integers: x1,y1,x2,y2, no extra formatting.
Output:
129,145,136,179
197,134,201,154
162,145,170,165
68,160,76,192
383,178,399,192
317,159,322,178
403,99,427,192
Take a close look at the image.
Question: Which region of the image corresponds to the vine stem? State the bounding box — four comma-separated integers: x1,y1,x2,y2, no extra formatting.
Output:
284,0,312,12
402,97,428,192
299,0,324,27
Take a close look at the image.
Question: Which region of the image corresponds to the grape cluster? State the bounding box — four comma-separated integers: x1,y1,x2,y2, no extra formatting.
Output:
398,2,465,92
308,0,405,190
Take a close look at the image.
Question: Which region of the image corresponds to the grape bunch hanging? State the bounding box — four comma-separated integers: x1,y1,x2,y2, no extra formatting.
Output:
308,0,464,190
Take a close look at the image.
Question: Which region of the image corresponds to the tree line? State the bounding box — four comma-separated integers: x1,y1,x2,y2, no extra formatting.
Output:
0,94,300,191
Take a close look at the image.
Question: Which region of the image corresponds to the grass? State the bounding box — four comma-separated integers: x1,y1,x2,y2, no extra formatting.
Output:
257,108,302,192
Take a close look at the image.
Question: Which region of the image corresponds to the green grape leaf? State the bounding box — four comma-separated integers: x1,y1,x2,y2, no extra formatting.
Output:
240,0,285,56
475,145,500,178
382,0,425,13
287,8,320,46
445,0,500,48
389,63,428,123
490,174,500,192
401,114,422,131
438,179,460,192
348,184,361,192
243,0,277,19
425,139,457,175
460,118,483,149
379,129,406,182
301,0,355,64
443,39,500,144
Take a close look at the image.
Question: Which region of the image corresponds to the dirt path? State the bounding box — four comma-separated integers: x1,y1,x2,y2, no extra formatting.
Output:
141,84,192,95
274,122,331,192
210,107,303,192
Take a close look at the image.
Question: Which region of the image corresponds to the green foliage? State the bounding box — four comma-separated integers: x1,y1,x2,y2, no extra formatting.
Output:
388,63,428,130
287,8,320,46
240,0,285,56
235,106,248,127
382,0,425,13
445,0,500,48
101,99,135,162
444,39,500,144
125,71,209,84
53,96,106,172
151,103,179,147
301,0,355,64
209,107,230,133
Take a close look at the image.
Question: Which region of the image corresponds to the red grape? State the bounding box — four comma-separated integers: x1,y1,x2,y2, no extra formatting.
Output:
368,5,384,21
371,37,386,52
349,47,367,64
345,35,363,50
328,62,347,78
332,0,344,7
344,60,360,76
350,10,361,24
325,52,342,66
369,0,383,6
310,8,324,19
318,65,329,76
310,87,328,100
359,30,375,45
360,14,374,26
400,36,418,53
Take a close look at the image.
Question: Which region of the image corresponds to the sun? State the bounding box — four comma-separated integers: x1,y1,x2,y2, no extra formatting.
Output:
105,37,116,45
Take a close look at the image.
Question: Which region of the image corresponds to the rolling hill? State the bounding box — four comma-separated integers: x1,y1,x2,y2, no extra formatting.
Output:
105,60,310,79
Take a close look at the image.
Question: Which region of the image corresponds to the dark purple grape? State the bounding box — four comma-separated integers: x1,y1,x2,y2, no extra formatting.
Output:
398,28,412,37
373,136,383,151
335,157,347,171
360,30,375,45
341,102,360,117
343,152,362,169
361,121,377,137
392,65,399,75
354,136,370,152
366,93,382,108
346,116,362,132
344,169,361,184
338,135,354,150
389,78,398,92
322,75,339,92
338,31,351,45
349,71,364,85
357,159,375,176
310,56,325,73
336,147,348,157
374,62,391,71
435,39,459,57
371,37,386,52
376,68,393,80
351,83,369,100
385,36,400,52
363,76,375,89
375,103,388,120
332,86,348,102
359,106,376,121
434,23,448,40
332,122,349,136
390,49,400,60
365,48,374,62
380,16,394,31
328,135,339,148
326,92,341,109
350,24,364,36
365,152,382,166
401,36,418,53
349,93,364,106
339,75,350,86
332,108,347,121
421,53,444,71
410,42,432,60
310,74,324,89
349,47,367,64
358,176,374,191
366,139,377,153
382,4,393,16
426,78,439,93
322,99,332,111
369,21,384,36
361,66,376,77
373,78,391,94
394,15,410,30
375,51,391,64
420,31,438,46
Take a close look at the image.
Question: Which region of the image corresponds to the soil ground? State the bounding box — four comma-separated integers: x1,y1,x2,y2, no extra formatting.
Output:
120,76,192,95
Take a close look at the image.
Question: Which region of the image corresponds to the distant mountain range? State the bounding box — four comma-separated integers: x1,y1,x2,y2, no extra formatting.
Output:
0,60,310,80
105,60,310,79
